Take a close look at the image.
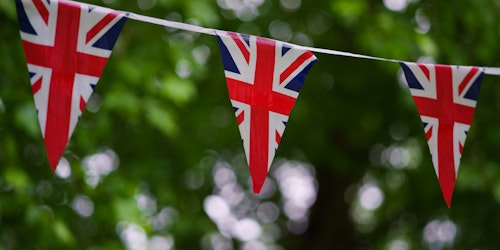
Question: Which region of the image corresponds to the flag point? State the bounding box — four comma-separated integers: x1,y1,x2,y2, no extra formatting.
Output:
439,179,455,208
251,175,266,194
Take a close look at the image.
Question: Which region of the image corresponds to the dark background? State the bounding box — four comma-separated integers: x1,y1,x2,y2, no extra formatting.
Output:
2,0,500,249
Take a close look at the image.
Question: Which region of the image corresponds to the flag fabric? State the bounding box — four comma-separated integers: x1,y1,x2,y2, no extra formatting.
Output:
400,62,484,207
216,31,317,193
16,0,126,170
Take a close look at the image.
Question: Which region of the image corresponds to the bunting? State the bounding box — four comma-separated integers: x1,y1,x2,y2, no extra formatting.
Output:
14,0,500,206
16,0,126,170
216,31,317,193
400,62,484,207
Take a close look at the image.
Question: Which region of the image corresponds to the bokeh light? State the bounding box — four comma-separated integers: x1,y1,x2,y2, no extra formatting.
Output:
350,178,385,233
175,59,192,78
82,148,119,187
72,195,94,217
149,235,174,250
388,239,410,250
55,157,71,179
232,218,261,241
136,193,157,215
269,20,293,42
415,8,431,33
383,0,408,12
217,0,265,21
203,159,318,247
273,161,318,222
423,219,457,247
358,183,384,210
117,222,149,250
279,0,301,12
137,0,156,10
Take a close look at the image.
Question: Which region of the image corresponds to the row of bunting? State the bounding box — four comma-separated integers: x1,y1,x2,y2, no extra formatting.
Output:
15,0,493,207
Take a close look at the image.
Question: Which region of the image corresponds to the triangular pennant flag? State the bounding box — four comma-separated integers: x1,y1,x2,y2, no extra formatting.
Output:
216,31,318,193
400,62,484,207
16,0,127,170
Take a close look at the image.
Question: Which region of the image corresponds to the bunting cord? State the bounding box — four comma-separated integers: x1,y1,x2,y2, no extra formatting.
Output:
126,12,216,36
109,2,500,76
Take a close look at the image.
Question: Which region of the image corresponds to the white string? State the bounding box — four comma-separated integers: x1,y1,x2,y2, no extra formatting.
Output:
99,1,500,76
301,44,500,75
483,67,500,75
126,12,217,36
298,45,399,63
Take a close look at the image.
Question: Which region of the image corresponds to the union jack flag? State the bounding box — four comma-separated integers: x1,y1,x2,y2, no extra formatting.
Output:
400,62,484,207
16,0,126,170
216,31,317,193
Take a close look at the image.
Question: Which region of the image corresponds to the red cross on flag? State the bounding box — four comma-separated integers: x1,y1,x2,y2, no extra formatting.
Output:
400,62,484,207
216,31,317,193
16,0,126,170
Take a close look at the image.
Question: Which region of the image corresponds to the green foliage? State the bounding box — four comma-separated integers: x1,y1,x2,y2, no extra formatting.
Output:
2,0,500,249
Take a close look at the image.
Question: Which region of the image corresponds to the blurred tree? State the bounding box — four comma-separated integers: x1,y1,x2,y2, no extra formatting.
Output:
1,0,500,249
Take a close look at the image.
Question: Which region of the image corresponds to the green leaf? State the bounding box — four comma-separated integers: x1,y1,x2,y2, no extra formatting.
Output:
143,99,178,137
159,75,197,106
